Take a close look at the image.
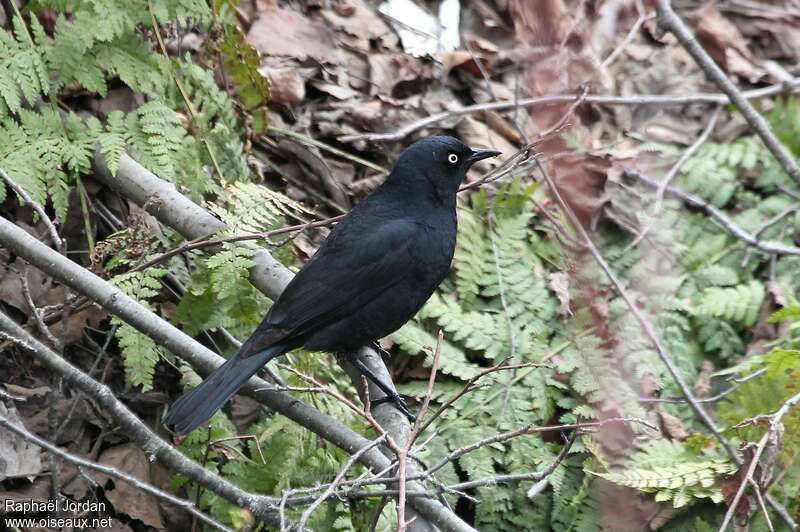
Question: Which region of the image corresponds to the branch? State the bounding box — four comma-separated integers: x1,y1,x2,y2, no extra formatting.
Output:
296,434,388,531
0,166,64,252
656,0,800,185
424,418,654,479
625,169,800,256
0,409,232,532
281,431,579,506
337,81,800,143
719,390,800,532
625,105,722,251
0,310,282,527
0,214,470,532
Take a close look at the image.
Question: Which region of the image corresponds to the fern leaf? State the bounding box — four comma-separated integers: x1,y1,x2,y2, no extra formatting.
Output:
695,280,765,326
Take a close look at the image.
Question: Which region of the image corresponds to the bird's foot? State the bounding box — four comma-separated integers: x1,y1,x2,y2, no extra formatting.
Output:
372,392,416,423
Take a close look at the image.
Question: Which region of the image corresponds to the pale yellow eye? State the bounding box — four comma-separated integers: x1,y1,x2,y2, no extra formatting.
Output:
448,153,459,164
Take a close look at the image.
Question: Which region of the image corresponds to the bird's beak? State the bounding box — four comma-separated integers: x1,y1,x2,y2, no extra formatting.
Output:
467,148,502,165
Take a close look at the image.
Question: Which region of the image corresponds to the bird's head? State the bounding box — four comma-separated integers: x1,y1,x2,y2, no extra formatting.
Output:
389,136,501,198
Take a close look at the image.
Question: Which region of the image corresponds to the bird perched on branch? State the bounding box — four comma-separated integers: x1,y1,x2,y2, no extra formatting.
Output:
164,136,501,434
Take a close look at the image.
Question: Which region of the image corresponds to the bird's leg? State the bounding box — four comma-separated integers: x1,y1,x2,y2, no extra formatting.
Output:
352,358,416,423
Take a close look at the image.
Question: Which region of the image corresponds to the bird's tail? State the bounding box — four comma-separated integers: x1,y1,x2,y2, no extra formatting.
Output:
164,344,285,435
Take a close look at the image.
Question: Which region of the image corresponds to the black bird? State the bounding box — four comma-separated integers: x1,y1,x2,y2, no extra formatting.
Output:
164,136,501,434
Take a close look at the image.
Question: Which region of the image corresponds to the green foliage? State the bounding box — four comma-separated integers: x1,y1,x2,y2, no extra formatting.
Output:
174,182,308,336
679,137,763,207
695,280,765,327
217,24,270,132
592,439,735,508
0,0,255,211
110,268,168,391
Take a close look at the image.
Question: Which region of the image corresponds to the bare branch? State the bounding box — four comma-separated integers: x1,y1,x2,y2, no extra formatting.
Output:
625,169,800,256
719,390,800,532
297,434,388,531
0,311,282,527
600,12,657,69
0,214,471,532
338,81,800,144
0,410,231,532
626,105,722,251
0,166,64,252
656,0,800,185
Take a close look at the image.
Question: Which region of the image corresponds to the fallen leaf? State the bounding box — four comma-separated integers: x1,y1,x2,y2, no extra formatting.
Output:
659,410,689,440
0,403,44,481
310,80,359,100
368,53,433,98
690,4,768,83
3,384,51,400
94,444,165,530
247,5,339,63
322,0,399,51
548,272,572,316
261,67,312,104
455,116,515,174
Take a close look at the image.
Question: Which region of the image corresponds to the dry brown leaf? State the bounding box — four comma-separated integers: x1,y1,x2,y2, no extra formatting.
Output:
310,80,359,100
95,444,165,530
548,272,573,316
322,0,398,51
0,403,44,481
368,53,432,98
262,67,311,104
247,5,339,63
3,384,51,400
690,4,768,83
439,50,490,77
732,14,800,63
659,410,689,440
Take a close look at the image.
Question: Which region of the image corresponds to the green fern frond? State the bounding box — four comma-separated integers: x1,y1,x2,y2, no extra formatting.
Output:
110,268,168,390
695,280,765,326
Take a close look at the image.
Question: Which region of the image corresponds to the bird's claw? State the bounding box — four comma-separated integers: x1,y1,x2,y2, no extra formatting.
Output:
372,393,416,423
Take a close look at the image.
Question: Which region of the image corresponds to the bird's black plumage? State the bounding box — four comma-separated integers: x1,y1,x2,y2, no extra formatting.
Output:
164,136,500,434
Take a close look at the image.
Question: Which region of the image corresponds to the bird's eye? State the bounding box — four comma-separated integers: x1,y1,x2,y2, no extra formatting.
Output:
448,153,459,164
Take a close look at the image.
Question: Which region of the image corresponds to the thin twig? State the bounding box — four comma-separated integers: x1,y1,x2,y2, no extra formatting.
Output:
420,360,550,434
0,314,284,526
741,203,800,266
548,161,797,528
538,159,737,455
148,0,225,181
409,330,444,446
133,216,344,273
600,12,657,69
626,169,800,256
338,81,800,143
452,433,577,492
718,390,800,532
639,368,767,404
424,418,654,479
656,0,800,185
0,167,64,252
0,412,233,532
626,105,722,251
19,268,60,347
297,434,388,531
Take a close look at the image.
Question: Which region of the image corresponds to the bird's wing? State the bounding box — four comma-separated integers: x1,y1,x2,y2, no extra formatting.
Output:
247,217,420,350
